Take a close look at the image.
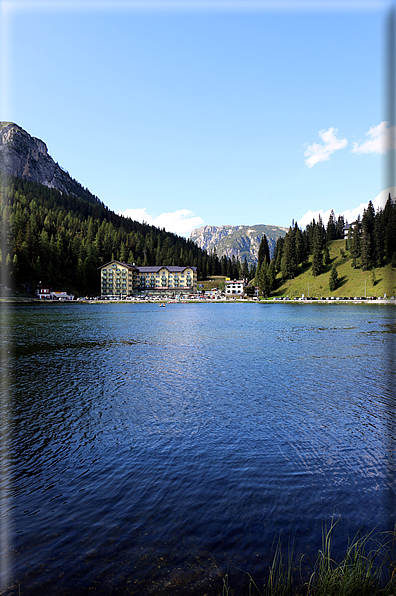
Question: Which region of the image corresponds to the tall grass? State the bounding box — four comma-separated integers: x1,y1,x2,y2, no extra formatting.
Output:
222,521,396,595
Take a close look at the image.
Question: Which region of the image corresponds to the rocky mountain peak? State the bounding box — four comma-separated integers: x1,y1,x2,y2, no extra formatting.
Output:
0,122,91,199
189,223,288,265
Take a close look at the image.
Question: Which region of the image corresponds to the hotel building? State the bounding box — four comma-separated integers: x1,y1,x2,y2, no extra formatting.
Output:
225,279,246,295
100,261,197,297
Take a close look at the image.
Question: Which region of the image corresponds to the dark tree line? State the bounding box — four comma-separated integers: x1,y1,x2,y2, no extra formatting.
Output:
256,197,396,297
0,174,242,295
347,197,396,270
3,172,394,298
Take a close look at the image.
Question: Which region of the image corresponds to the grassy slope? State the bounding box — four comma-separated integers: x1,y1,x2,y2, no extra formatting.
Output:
273,239,396,299
200,276,227,291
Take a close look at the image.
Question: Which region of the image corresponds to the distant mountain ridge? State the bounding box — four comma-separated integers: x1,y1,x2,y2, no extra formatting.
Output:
189,224,288,266
0,122,99,204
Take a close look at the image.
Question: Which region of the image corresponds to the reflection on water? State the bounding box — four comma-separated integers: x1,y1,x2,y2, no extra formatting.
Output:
1,303,395,594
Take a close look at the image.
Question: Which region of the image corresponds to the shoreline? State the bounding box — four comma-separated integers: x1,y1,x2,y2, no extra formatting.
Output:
1,297,395,305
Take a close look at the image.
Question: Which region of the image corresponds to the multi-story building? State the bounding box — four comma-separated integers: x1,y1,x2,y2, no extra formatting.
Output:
37,285,74,300
225,279,246,295
100,261,197,297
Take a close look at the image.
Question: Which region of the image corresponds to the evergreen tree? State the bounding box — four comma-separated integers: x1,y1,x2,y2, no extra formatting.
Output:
230,255,239,279
311,224,324,276
295,225,306,265
274,237,284,273
336,215,345,239
258,260,270,297
324,245,331,266
326,210,337,242
242,257,249,279
384,194,396,258
373,213,385,267
361,221,371,270
350,217,361,268
220,255,227,277
120,241,127,263
361,202,375,270
329,264,339,291
281,229,297,280
268,259,276,292
257,234,270,270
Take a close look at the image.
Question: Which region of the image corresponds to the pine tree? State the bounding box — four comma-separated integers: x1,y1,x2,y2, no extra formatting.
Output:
257,234,270,270
373,213,385,267
258,260,270,297
242,257,249,279
268,260,276,292
361,203,375,270
281,228,297,280
311,224,324,276
361,222,371,270
329,264,339,291
336,215,345,239
120,241,127,263
384,194,396,258
295,225,306,265
324,245,331,266
326,210,337,242
274,237,284,273
350,217,361,268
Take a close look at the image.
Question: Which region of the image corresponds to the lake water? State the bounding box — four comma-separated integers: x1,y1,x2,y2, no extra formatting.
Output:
1,302,395,594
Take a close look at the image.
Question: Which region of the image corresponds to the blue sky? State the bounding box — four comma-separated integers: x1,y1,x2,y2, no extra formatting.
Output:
1,0,395,236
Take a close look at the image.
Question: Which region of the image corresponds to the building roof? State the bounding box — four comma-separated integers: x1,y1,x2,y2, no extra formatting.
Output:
138,266,197,273
98,260,136,270
99,261,196,272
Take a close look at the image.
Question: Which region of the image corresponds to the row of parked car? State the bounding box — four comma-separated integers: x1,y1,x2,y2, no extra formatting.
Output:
272,296,393,301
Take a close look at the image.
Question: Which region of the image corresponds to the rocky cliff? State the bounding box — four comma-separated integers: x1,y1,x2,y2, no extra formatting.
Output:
189,224,288,266
0,122,96,201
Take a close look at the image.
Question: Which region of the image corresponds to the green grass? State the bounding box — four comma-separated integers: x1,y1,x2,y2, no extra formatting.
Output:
200,276,227,291
222,521,396,596
272,240,396,299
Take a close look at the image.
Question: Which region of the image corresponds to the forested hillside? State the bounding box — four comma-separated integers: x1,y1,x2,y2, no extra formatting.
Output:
0,174,243,296
255,197,396,297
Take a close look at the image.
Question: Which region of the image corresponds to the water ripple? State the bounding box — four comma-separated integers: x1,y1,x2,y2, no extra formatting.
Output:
3,303,395,594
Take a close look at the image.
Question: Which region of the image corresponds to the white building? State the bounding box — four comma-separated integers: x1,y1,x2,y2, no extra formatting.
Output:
50,291,74,300
225,279,246,295
37,286,74,300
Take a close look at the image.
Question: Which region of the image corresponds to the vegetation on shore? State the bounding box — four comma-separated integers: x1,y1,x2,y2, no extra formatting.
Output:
0,174,241,296
255,197,396,299
271,240,395,299
223,521,396,595
1,168,395,300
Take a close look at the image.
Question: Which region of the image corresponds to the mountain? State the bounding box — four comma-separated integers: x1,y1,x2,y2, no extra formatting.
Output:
0,122,239,296
189,224,288,266
0,122,98,204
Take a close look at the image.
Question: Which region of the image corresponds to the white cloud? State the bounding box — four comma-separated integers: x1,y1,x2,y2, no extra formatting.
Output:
119,207,204,237
352,121,396,155
304,127,348,168
297,186,396,228
297,208,334,229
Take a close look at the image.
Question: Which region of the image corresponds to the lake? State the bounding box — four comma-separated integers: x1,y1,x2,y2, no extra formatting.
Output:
1,302,395,594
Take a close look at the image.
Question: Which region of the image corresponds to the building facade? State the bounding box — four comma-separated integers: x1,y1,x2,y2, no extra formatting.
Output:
100,261,198,297
37,285,74,300
225,279,246,295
